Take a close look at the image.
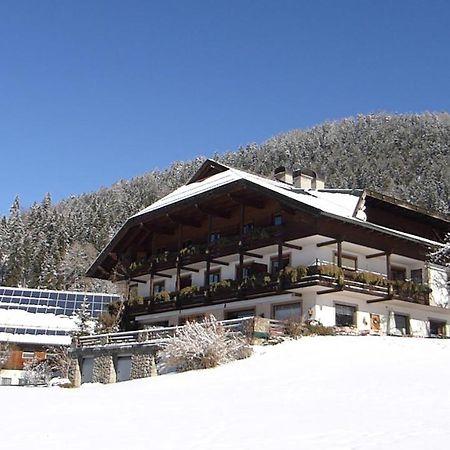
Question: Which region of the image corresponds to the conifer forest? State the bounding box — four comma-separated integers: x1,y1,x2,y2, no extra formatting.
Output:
1,113,449,291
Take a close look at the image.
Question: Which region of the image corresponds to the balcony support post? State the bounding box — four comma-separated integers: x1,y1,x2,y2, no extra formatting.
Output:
205,215,212,289
277,240,283,291
238,203,245,282
386,252,391,280
337,240,343,268
175,256,181,307
147,270,154,306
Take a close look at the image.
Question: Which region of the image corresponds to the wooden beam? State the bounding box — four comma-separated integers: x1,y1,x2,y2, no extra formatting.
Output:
210,259,230,266
167,213,202,228
317,287,343,295
386,252,391,280
337,240,342,268
179,266,200,273
280,204,296,215
283,242,303,251
366,251,388,259
195,203,231,219
153,272,173,279
229,193,264,209
129,278,147,284
367,296,394,304
143,223,175,235
241,251,263,259
317,239,339,247
118,224,145,251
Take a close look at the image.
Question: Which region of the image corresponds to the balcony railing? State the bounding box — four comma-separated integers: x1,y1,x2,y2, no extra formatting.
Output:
125,263,431,318
125,225,287,278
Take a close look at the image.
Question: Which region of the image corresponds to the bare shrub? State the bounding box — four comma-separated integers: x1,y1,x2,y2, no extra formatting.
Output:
285,319,335,338
158,315,252,373
0,343,11,369
23,347,71,386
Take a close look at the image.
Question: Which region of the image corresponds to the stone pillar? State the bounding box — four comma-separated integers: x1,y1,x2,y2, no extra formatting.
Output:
130,353,155,380
68,357,81,388
92,355,116,384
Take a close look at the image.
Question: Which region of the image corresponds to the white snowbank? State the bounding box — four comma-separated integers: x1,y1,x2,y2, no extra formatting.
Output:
1,336,450,449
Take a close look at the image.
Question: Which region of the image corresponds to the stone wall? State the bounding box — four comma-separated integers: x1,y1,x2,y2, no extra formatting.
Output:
92,355,116,384
130,353,156,380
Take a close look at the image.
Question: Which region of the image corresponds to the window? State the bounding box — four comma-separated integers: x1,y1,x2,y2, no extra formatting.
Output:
273,302,302,321
273,214,283,226
429,320,446,337
270,255,290,274
411,269,423,284
209,232,221,243
243,222,254,234
334,252,357,271
1,378,12,386
335,304,356,327
146,321,169,328
226,309,255,320
391,267,406,281
207,269,221,285
153,281,165,294
242,265,252,279
394,313,410,335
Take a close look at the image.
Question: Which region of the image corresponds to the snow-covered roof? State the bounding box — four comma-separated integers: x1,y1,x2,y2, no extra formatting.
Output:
133,164,361,220
0,309,76,332
130,160,444,248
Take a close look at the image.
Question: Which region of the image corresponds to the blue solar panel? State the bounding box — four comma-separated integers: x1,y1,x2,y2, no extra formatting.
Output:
0,286,120,317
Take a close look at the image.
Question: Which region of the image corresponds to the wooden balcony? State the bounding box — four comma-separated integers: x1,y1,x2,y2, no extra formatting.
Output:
124,264,431,321
125,224,289,278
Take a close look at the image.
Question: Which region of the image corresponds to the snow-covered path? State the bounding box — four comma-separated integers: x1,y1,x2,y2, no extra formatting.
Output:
2,336,450,449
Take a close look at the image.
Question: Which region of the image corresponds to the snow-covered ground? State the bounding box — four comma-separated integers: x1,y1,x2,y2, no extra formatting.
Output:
2,336,450,449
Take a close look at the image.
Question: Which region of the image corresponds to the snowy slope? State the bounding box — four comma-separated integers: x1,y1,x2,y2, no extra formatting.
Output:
2,336,450,450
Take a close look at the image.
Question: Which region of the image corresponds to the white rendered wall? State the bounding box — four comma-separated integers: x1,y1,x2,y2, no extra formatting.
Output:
426,263,449,307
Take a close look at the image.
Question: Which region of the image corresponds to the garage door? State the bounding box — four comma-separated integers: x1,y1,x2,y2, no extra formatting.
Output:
81,357,94,384
116,356,132,382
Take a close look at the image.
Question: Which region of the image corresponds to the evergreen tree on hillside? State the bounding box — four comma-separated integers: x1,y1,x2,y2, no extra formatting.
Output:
0,112,448,291
5,197,25,286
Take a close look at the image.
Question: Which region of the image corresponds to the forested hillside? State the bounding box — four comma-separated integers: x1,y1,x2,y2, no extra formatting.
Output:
0,112,449,291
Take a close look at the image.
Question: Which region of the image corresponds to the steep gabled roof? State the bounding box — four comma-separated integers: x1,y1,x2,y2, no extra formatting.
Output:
133,159,361,220
87,160,449,279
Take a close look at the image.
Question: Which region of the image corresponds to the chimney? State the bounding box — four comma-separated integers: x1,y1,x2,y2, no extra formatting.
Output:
274,166,293,185
293,169,326,190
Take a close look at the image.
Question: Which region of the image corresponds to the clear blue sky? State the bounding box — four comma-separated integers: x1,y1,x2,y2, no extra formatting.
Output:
1,0,449,215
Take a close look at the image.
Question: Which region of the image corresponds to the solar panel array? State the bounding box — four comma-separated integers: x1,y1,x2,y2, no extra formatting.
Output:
0,286,120,317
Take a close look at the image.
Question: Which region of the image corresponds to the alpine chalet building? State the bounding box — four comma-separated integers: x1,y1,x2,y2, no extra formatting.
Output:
87,160,450,337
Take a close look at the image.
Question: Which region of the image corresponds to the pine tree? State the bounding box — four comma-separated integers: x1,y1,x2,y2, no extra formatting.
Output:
72,297,95,337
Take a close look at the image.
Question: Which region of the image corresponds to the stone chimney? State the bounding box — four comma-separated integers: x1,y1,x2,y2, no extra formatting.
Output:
292,169,325,190
274,166,293,185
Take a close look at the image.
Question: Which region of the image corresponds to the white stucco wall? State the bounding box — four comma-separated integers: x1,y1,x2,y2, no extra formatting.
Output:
427,263,449,308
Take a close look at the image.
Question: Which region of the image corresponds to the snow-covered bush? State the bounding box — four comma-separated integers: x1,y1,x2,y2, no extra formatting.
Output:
285,319,335,338
23,357,52,385
23,347,71,386
158,315,252,373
